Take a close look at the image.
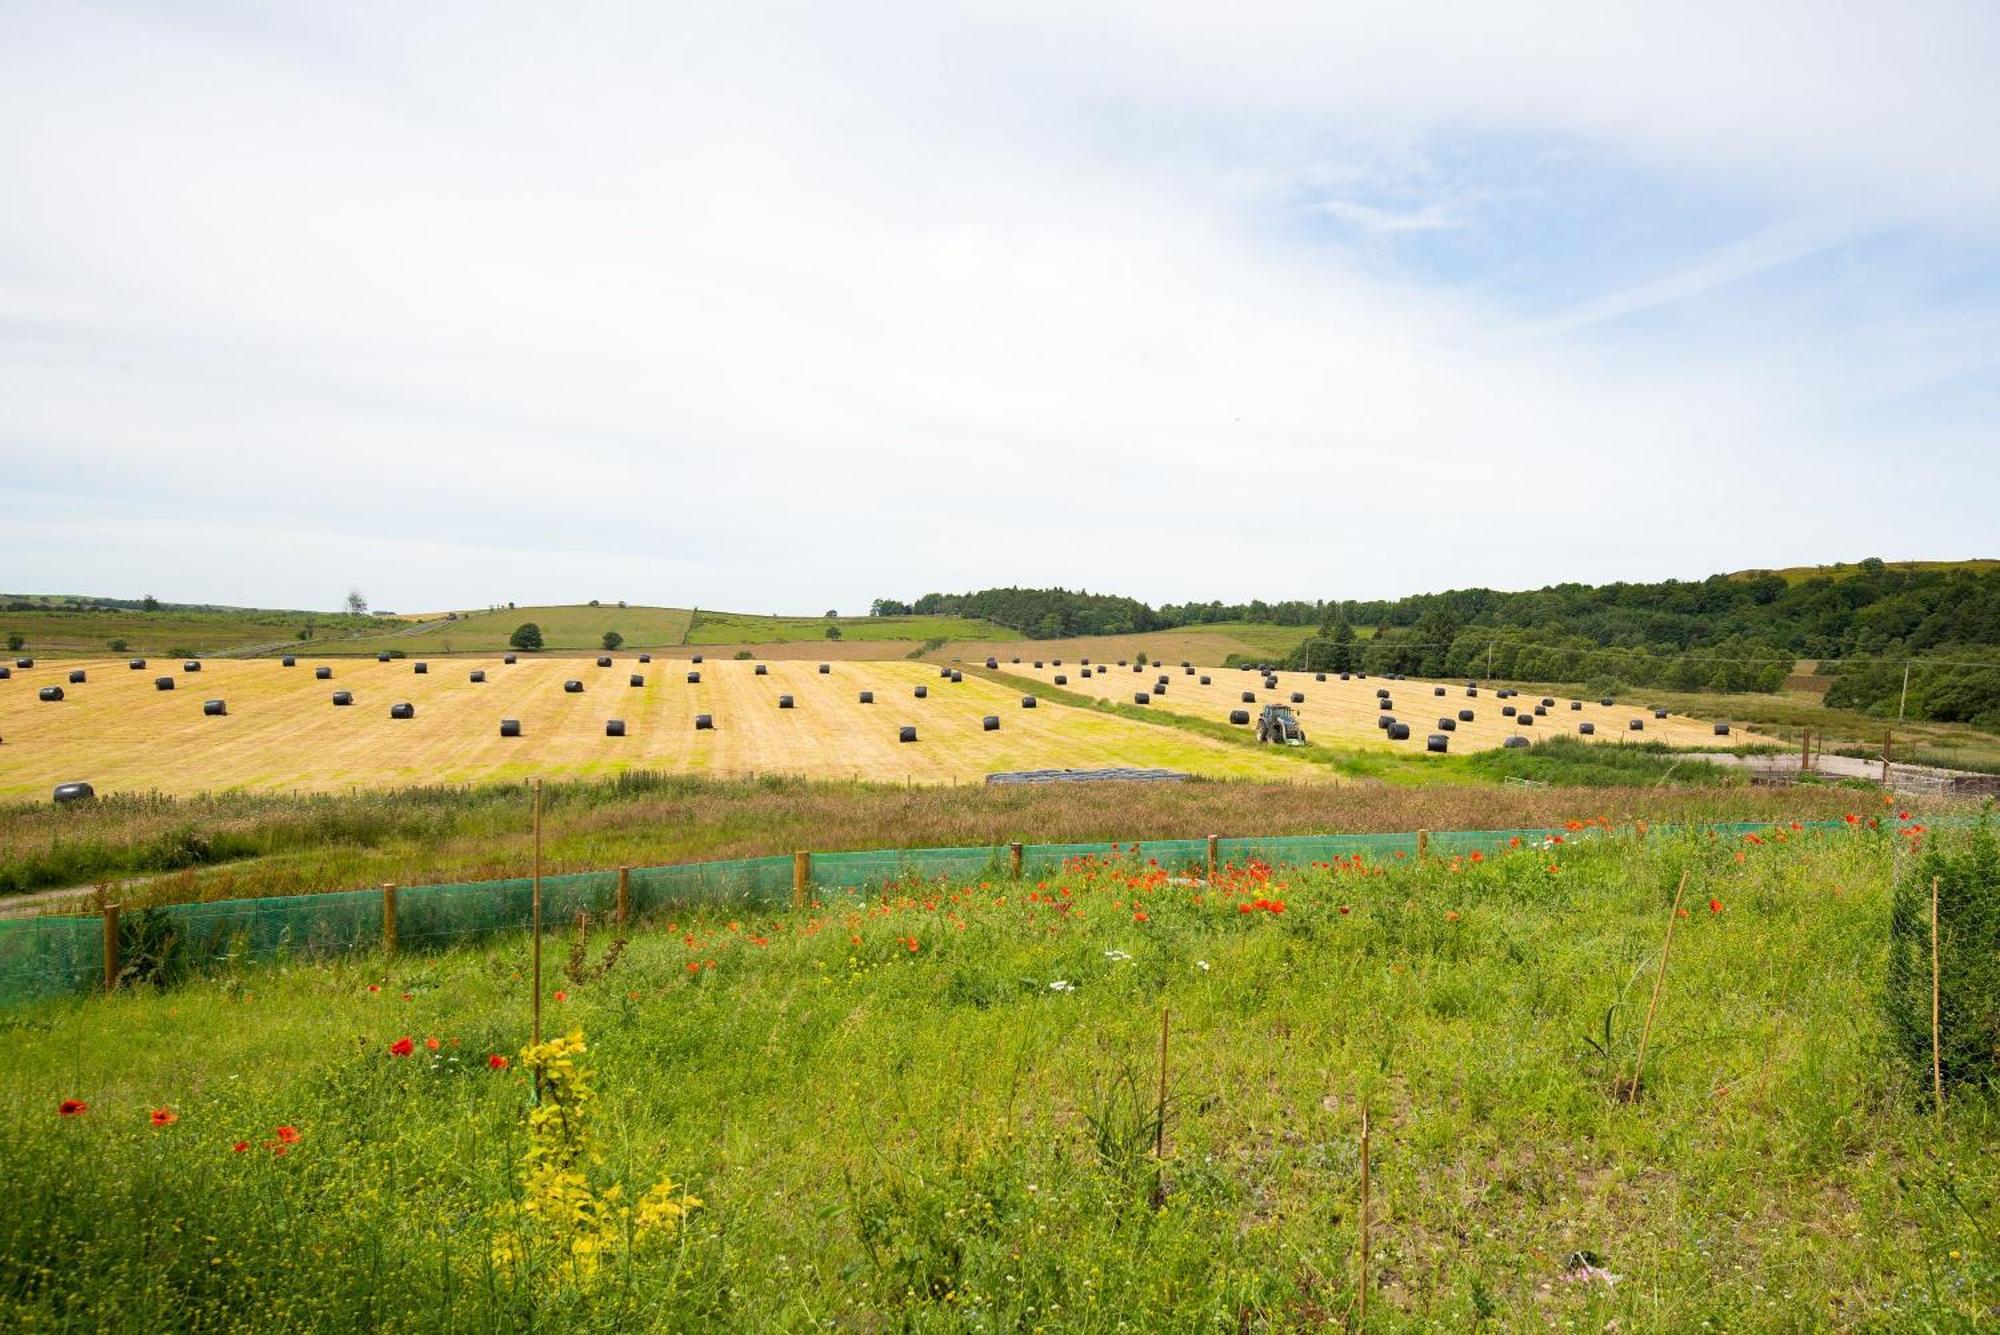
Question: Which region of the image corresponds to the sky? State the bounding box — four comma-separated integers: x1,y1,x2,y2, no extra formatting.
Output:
2,1,1996,615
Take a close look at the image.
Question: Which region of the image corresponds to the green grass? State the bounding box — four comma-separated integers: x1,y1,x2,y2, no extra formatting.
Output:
0,606,390,657
1,824,1992,1329
326,605,696,654
684,611,1013,645
1728,558,1999,585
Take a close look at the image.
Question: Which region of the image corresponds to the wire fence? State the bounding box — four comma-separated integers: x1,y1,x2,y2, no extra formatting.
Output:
0,820,1853,1007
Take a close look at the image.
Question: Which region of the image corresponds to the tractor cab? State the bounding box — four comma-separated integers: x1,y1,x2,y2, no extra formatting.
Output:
1256,704,1306,745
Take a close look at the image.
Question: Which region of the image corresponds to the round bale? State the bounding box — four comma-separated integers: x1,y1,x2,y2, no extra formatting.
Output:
1199,675,1211,685
1426,733,1448,753
1437,717,1456,731
1388,722,1411,740
54,781,95,804
315,666,333,680
413,662,428,675
390,702,414,720
754,664,768,676
982,715,999,731
915,685,928,698
778,695,794,709
470,670,486,683
564,680,583,693
1629,719,1644,731
500,719,521,737
332,691,353,706
155,677,175,691
203,699,226,716
282,656,296,667
1021,696,1037,709
898,726,917,743
687,671,701,684
1135,692,1151,704
1503,735,1529,749
606,719,626,737
1241,691,1256,703
1579,722,1596,735
504,654,518,665
1228,709,1250,724
630,674,645,687
184,660,201,673
68,669,85,684
694,714,713,730
819,663,831,674
596,656,612,668
1054,674,1068,685
38,686,63,702
1714,722,1731,735
1459,709,1475,722
1290,691,1304,703
129,659,146,670
859,690,874,703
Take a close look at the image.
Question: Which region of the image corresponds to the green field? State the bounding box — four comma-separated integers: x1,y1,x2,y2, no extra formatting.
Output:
1727,558,2000,585
327,605,697,655
2,820,1991,1329
0,604,389,657
684,610,1015,645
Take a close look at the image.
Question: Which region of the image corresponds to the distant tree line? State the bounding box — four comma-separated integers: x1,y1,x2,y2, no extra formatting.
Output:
875,561,2000,724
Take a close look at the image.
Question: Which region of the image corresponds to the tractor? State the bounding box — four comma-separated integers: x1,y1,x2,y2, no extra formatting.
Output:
1256,703,1306,745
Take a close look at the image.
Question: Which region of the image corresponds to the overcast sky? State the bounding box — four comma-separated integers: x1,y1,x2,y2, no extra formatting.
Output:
3,2,1996,614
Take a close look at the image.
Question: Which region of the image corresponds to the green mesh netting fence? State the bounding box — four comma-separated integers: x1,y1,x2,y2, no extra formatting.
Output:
0,820,1859,1006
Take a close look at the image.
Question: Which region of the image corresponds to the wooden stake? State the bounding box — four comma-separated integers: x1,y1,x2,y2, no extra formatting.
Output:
1931,874,1944,1121
1416,828,1429,861
1151,1006,1170,1209
1206,834,1219,885
616,865,630,926
1800,727,1811,774
1627,869,1690,1101
381,883,398,957
531,778,543,1047
1358,1104,1371,1328
792,850,810,910
1009,841,1024,879
101,902,120,992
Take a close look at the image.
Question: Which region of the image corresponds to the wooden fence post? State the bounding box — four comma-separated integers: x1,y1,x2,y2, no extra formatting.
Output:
1009,842,1024,879
792,850,810,910
1206,834,1219,884
381,884,397,957
616,865,631,926
102,902,120,992
1882,730,1893,786
1800,727,1812,773
1416,828,1430,861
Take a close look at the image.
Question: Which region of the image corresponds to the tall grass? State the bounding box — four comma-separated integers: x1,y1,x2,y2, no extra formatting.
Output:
0,824,1991,1328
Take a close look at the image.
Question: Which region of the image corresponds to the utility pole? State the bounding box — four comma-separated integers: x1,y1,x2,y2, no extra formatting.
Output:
1898,661,1911,723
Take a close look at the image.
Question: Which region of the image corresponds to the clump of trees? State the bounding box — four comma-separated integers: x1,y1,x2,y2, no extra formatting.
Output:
510,623,544,651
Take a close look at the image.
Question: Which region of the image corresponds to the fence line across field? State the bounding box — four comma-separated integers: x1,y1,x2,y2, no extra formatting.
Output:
0,819,1859,1007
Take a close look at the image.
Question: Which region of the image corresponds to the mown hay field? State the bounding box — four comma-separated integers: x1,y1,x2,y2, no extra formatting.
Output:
0,656,1321,800
998,658,1758,752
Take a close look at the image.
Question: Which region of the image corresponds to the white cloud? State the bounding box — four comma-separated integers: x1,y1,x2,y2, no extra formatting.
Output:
0,2,1994,611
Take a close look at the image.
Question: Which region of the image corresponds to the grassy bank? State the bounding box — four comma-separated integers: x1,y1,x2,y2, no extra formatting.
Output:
1,823,1991,1328
0,772,1872,910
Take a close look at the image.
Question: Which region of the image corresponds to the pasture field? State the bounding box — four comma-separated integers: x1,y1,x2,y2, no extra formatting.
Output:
0,605,379,657
997,658,1756,753
1,822,1991,1329
685,610,1012,645
0,655,1320,801
326,604,698,654
939,624,1313,670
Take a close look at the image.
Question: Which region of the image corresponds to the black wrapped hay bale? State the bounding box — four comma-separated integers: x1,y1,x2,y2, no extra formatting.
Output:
606,719,626,737
184,660,201,673
1117,659,1127,667
1570,700,1582,710
203,699,226,716
38,686,63,702
1466,687,1478,697
691,654,703,664
1184,666,1194,675
332,691,353,706
1241,691,1256,703
819,663,831,674
1375,688,1390,699
898,726,917,743
1290,691,1304,703
14,658,31,669
1199,675,1211,685
564,680,584,693
504,653,517,665
471,670,486,683
1714,722,1731,735
155,676,175,691
1054,674,1067,685
129,659,146,670
1034,661,1044,670
859,690,874,703
687,671,701,684
982,715,999,731
1154,683,1167,695
1629,718,1644,731
915,685,928,698
1459,709,1475,722
940,666,953,678
950,671,963,683
1380,699,1394,711
55,781,95,804
1601,697,1615,707
1377,714,1395,730
282,656,296,667
755,664,768,676
694,714,713,730
413,662,428,675
390,702,414,720
1228,709,1250,724
315,666,333,680
1080,667,1091,678
1426,733,1448,753
1579,722,1596,735
1437,717,1456,731
1315,673,1326,682
1541,697,1554,708
1339,673,1350,681
68,669,85,684
1388,722,1410,740
985,658,998,669
1533,705,1547,716
500,718,521,737
639,654,651,663
629,673,645,687
1503,735,1529,749
1654,707,1668,719
1021,696,1037,708
1501,705,1516,717
377,653,391,663
1011,657,1019,664
1519,714,1534,727
1134,692,1150,704
1434,686,1446,696
596,656,612,668
778,695,794,709
0,666,9,678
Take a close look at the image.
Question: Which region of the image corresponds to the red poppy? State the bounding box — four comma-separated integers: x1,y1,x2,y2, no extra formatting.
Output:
232,1140,250,1153
686,961,700,974
1338,905,1350,915
150,1108,178,1128
1708,898,1723,914
1132,910,1149,924
59,1099,88,1117
389,1036,415,1057
553,990,567,1002
1444,910,1461,922
906,938,920,953
424,1036,441,1051
271,1144,290,1157
488,1053,509,1070
400,992,413,1001
1469,851,1484,863
367,984,380,993
274,1125,300,1144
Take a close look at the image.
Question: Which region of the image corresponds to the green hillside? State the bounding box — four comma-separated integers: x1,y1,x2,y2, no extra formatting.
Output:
684,610,1014,645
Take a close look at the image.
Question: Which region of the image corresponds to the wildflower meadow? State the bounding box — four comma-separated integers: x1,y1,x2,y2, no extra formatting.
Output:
1,812,1994,1330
